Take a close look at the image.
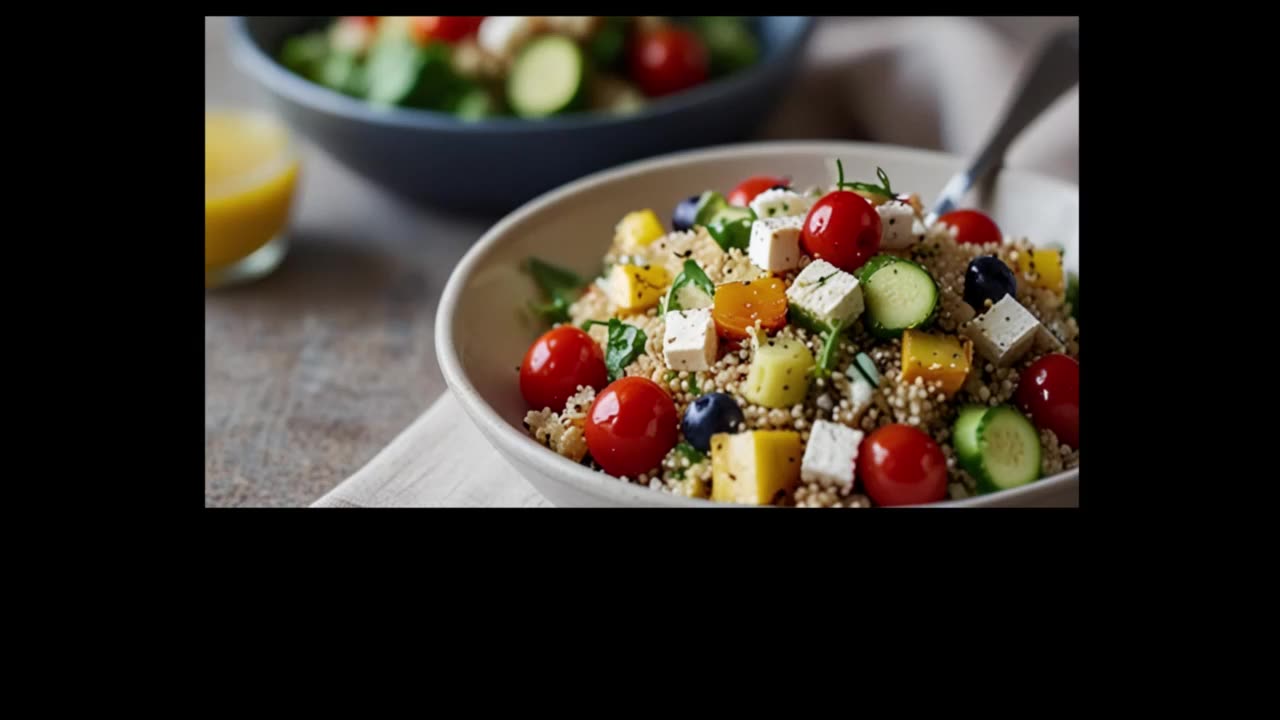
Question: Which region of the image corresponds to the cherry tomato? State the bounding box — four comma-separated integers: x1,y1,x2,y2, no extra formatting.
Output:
348,16,379,29
519,326,607,412
1015,353,1079,449
801,191,882,273
858,424,949,506
628,26,709,97
712,277,789,340
410,16,484,44
938,209,1003,246
585,377,679,477
727,176,789,207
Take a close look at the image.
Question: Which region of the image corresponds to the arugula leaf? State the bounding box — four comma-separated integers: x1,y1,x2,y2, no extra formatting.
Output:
581,319,647,382
525,258,585,324
664,259,716,313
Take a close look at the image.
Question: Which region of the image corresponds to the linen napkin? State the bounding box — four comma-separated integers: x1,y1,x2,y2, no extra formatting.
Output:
312,15,1080,508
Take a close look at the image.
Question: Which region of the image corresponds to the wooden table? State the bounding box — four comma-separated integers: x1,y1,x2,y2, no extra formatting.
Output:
205,17,496,506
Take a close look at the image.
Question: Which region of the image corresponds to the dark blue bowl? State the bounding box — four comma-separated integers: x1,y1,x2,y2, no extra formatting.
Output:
230,16,816,214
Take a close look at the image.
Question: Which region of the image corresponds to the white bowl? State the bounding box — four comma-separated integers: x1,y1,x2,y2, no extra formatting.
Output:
436,141,1079,507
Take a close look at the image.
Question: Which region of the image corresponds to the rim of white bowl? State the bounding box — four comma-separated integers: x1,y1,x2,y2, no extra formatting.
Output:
436,139,1079,508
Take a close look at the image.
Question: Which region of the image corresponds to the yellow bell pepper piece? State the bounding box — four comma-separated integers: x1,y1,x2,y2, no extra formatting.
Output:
901,329,973,397
710,430,803,505
606,263,669,311
615,210,666,252
1016,248,1064,292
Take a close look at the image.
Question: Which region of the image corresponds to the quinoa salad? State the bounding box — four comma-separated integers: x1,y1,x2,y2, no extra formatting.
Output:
517,162,1079,507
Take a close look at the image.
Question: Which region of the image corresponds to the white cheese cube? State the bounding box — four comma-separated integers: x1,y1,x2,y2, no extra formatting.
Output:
800,420,865,489
846,371,875,420
477,16,541,59
748,216,803,273
785,259,864,330
962,294,1041,367
662,308,717,372
877,201,919,250
749,188,813,220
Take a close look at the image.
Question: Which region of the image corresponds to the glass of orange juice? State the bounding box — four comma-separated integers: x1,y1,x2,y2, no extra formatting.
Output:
205,110,300,289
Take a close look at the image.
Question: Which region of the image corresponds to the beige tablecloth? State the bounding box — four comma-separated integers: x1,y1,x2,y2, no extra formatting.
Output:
312,15,1080,508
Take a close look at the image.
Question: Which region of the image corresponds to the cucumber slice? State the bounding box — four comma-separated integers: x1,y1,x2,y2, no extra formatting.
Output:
954,405,1041,493
508,35,586,118
693,191,728,226
951,404,987,471
853,352,880,386
365,38,429,106
859,254,938,339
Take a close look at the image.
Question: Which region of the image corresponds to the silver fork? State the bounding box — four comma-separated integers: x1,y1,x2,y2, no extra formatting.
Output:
924,26,1079,226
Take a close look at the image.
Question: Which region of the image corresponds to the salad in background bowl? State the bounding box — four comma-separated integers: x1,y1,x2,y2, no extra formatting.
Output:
278,16,761,119
231,16,812,213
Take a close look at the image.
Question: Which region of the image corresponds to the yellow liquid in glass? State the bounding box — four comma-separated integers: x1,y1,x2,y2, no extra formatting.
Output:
205,112,299,272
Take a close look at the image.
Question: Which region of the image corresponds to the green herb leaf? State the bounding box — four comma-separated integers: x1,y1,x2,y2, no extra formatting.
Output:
688,373,702,396
672,441,706,479
584,318,647,382
835,159,896,199
1066,271,1079,321
526,258,585,324
664,259,716,313
814,326,843,377
665,370,678,383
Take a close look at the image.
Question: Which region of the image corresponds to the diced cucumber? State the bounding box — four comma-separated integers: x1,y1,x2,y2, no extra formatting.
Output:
853,352,880,386
365,37,429,106
951,405,987,470
693,191,728,226
859,254,938,339
507,35,586,118
706,216,753,252
318,51,367,97
953,405,1041,494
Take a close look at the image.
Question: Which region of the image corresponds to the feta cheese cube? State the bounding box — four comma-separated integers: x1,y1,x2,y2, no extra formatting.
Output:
748,216,803,273
477,16,542,59
748,188,813,220
845,370,875,420
786,259,864,331
962,294,1041,367
800,420,865,489
877,201,919,250
663,308,717,372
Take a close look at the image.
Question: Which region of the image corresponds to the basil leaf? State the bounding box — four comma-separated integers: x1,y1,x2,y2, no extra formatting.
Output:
583,318,647,382
526,258,585,324
664,259,716,313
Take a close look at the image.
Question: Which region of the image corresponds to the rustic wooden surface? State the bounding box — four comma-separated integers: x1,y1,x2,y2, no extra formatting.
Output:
204,16,496,506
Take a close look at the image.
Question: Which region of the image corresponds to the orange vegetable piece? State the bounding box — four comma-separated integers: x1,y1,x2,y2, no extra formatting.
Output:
901,329,973,397
712,277,789,340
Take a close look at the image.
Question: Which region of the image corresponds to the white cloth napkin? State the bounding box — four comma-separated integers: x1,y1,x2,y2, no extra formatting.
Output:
312,16,1079,508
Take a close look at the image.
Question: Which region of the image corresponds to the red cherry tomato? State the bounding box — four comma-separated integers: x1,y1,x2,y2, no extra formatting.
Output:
1015,353,1079,449
727,176,789,207
519,326,607,412
585,377,679,478
800,191,882,273
939,209,1003,246
628,26,709,97
858,424,948,507
410,16,484,44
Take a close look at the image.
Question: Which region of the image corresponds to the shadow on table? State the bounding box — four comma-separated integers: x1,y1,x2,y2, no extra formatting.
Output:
211,229,405,313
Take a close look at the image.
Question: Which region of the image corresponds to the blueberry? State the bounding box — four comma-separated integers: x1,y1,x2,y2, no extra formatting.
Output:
681,392,745,453
964,256,1018,312
672,194,702,232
